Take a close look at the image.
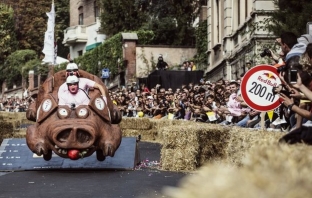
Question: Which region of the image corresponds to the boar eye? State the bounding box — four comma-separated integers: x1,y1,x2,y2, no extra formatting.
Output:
58,108,69,118
77,108,88,118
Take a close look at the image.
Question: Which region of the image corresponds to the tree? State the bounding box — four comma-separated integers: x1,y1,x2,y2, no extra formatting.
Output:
99,0,204,46
4,0,69,57
0,4,18,65
143,0,202,45
260,0,312,36
99,0,149,36
54,0,70,58
194,20,208,68
0,50,37,87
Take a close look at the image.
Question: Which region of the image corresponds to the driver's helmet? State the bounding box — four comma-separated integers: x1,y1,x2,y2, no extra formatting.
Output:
66,75,79,84
66,63,78,71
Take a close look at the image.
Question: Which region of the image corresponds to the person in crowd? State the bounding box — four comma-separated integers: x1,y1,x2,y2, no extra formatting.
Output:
279,32,298,62
156,54,169,70
190,61,196,71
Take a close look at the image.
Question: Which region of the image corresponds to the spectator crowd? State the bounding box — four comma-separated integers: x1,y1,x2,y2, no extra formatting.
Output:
109,76,269,129
0,97,29,112
110,31,312,134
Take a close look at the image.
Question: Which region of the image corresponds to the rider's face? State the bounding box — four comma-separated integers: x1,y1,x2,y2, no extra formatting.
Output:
67,83,79,94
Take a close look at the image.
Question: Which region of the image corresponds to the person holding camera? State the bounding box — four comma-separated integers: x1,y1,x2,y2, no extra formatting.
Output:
277,56,312,131
279,71,312,144
156,54,169,70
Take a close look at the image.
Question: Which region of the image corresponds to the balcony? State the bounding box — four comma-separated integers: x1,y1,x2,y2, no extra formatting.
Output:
63,25,88,45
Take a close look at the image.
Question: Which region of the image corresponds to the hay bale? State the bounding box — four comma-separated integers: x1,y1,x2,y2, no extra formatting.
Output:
150,119,193,143
160,123,231,171
122,129,157,141
119,117,152,130
224,127,284,166
161,142,312,198
0,121,14,144
6,120,21,129
0,112,26,124
161,148,198,171
197,125,231,165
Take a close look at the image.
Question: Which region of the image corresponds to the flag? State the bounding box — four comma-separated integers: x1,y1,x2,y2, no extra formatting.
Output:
42,2,56,64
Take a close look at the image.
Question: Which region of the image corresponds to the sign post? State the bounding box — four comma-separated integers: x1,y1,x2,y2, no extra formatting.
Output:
307,22,312,35
101,68,109,86
241,65,282,129
241,65,282,112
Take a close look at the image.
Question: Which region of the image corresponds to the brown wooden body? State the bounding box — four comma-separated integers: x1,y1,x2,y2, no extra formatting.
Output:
26,70,122,161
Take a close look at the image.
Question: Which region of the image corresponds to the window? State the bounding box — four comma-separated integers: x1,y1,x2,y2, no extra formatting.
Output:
94,1,100,20
245,0,248,18
237,0,240,26
216,0,219,43
78,6,83,25
78,50,83,56
234,35,238,46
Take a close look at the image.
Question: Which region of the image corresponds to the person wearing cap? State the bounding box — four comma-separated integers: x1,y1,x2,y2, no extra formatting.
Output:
58,75,90,108
156,54,169,70
58,62,107,103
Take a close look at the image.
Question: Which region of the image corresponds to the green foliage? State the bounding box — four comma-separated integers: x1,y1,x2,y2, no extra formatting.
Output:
194,20,208,68
0,3,18,64
250,0,312,37
270,0,312,36
74,30,155,76
0,50,37,87
4,0,69,57
54,62,67,73
74,33,123,76
22,59,44,84
136,30,155,45
99,0,203,46
99,0,149,36
54,0,70,58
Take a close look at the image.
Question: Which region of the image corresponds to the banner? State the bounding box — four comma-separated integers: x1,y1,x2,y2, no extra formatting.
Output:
42,2,55,64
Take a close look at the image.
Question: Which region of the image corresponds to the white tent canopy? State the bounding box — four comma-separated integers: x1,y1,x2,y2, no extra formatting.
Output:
42,56,69,65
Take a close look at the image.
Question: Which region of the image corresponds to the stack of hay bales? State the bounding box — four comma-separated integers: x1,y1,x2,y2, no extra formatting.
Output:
160,122,231,171
224,127,284,166
0,111,22,129
161,140,312,198
0,120,14,144
120,118,156,141
149,119,191,143
0,112,34,144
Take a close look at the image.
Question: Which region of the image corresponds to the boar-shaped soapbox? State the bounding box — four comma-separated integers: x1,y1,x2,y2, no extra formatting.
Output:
26,70,122,161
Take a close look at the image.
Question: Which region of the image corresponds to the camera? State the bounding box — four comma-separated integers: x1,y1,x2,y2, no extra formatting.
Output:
70,103,76,110
289,69,297,84
260,48,272,57
277,65,288,73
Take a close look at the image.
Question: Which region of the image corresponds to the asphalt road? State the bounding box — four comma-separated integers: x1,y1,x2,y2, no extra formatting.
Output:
0,142,187,198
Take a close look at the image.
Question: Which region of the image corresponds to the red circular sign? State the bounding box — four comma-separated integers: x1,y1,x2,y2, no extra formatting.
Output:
241,65,282,112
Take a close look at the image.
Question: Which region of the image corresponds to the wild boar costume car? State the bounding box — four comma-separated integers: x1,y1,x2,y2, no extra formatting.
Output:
26,70,122,161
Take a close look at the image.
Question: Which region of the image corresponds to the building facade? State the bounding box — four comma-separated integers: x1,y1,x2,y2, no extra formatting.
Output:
63,0,105,59
205,0,277,81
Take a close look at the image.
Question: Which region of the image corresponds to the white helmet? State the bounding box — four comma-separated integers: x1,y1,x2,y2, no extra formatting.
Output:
66,63,78,70
66,75,79,84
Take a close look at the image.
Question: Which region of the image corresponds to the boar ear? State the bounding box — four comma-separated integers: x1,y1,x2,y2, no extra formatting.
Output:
88,94,111,123
37,95,58,123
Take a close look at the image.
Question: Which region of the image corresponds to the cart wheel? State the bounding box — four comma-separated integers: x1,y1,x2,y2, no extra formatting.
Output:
96,149,106,161
43,150,52,161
